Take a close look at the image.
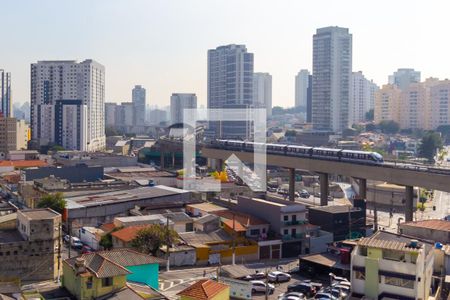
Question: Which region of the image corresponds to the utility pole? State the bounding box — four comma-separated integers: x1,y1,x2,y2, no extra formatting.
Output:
166,216,170,272
57,222,61,283
348,206,352,239
265,268,269,300
232,213,236,265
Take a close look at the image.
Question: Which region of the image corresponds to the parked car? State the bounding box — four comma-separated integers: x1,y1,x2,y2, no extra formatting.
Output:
287,282,317,297
268,271,291,283
250,280,274,294
299,191,310,198
314,292,335,299
242,271,266,281
332,283,351,295
81,245,94,254
278,292,306,300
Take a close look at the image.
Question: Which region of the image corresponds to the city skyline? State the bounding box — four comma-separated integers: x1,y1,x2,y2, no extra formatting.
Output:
2,0,449,108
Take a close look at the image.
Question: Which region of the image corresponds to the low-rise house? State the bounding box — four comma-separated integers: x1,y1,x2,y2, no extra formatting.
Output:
193,214,220,233
114,214,173,228
399,219,450,244
186,203,228,217
63,248,165,299
236,196,312,257
177,279,230,300
163,212,193,233
111,225,148,248
351,231,434,300
79,226,105,250
179,229,258,265
0,208,61,282
212,210,270,240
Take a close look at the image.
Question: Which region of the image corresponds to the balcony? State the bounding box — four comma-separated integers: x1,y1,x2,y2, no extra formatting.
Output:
283,220,307,226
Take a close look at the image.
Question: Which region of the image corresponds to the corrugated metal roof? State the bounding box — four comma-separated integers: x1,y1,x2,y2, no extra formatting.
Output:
401,219,450,232
357,231,426,253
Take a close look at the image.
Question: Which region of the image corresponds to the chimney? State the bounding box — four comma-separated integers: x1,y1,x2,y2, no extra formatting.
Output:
75,257,86,275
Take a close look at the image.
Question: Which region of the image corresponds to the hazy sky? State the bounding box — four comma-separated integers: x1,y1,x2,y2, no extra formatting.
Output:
2,0,450,107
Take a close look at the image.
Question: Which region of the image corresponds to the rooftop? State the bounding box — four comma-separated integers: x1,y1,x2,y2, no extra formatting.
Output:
401,219,450,232
194,214,219,225
212,210,269,227
19,208,60,220
0,230,24,244
65,185,189,209
163,212,192,223
179,229,231,246
177,279,229,300
115,214,167,224
186,202,228,213
357,231,432,253
64,249,165,279
0,160,47,168
309,205,361,214
111,225,149,243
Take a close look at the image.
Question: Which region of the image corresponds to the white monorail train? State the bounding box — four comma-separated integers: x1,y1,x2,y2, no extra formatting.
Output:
210,140,384,165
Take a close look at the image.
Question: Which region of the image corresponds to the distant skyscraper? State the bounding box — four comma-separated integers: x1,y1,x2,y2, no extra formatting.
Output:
149,109,167,126
307,74,313,123
132,85,146,126
170,93,197,125
253,72,272,116
207,44,254,139
350,71,379,124
0,70,11,117
116,102,134,127
30,60,105,151
374,84,402,124
295,70,310,109
105,102,117,127
312,26,352,132
388,68,421,90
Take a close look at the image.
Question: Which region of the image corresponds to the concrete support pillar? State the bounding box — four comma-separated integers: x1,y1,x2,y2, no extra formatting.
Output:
405,185,414,222
319,173,329,206
289,168,295,202
160,151,165,169
359,178,367,199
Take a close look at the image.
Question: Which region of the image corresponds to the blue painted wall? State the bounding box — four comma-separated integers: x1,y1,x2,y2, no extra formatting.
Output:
126,264,159,290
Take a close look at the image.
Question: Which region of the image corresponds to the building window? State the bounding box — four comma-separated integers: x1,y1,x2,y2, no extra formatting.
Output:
384,276,414,289
86,277,93,289
283,215,288,221
102,277,113,287
283,229,288,235
250,229,260,236
354,271,365,280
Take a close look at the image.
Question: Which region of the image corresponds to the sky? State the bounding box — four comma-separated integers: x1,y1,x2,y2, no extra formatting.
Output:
2,0,450,108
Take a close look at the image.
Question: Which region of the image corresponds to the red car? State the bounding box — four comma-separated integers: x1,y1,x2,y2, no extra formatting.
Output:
81,245,94,254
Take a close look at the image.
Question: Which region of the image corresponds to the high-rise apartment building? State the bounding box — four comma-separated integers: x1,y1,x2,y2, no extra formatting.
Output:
207,44,254,139
170,93,197,125
116,102,134,127
0,117,17,159
388,68,421,90
375,78,450,130
350,71,379,124
312,27,352,132
0,70,11,117
16,119,29,150
253,72,272,116
374,84,402,124
132,85,146,126
30,60,105,151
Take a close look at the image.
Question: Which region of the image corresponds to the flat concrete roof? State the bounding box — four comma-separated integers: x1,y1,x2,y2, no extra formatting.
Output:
19,208,60,220
0,230,24,243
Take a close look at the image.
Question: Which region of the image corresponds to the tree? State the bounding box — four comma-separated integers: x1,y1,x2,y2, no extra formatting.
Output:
37,192,66,213
437,125,450,143
365,123,376,132
418,131,443,162
131,225,179,255
378,120,400,134
365,109,374,121
100,234,113,250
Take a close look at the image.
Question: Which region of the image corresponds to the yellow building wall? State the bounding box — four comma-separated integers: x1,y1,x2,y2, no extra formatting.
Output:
367,247,382,259
62,262,127,300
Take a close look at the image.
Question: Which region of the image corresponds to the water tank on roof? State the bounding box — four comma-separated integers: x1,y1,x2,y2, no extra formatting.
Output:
435,242,443,249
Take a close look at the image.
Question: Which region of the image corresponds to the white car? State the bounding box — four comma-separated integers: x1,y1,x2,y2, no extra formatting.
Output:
268,271,292,283
278,292,306,300
250,280,275,294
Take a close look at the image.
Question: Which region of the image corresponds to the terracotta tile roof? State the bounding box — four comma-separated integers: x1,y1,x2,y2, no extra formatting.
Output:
100,222,116,233
223,219,246,232
212,210,269,227
401,219,450,232
0,160,47,168
111,225,150,243
177,279,228,300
